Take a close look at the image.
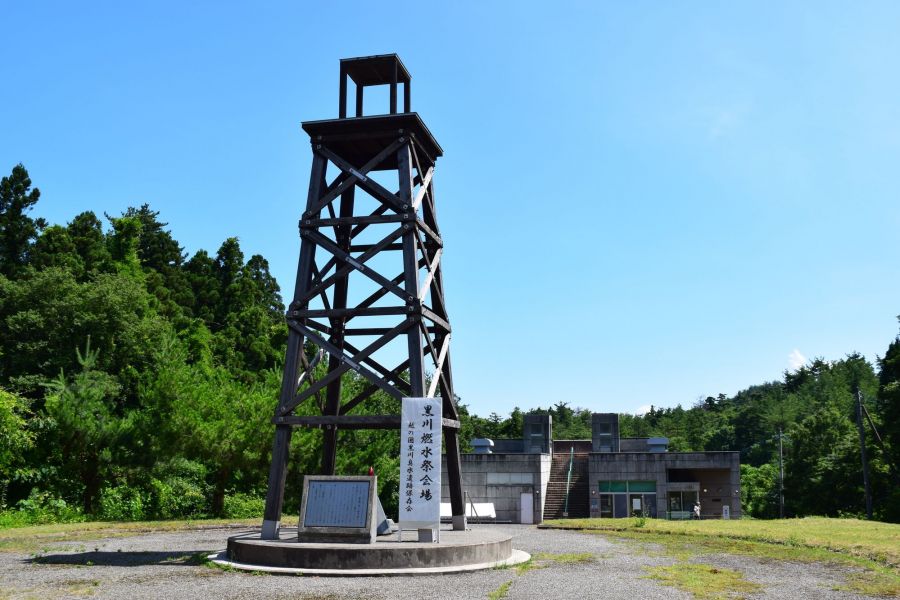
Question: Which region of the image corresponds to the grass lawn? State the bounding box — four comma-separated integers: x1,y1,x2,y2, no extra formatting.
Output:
0,517,293,554
541,516,900,568
542,516,900,597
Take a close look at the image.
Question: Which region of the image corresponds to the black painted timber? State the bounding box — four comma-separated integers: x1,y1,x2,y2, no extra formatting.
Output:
302,113,442,170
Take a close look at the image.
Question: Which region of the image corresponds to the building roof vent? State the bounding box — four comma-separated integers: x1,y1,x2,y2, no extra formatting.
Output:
648,437,669,453
472,438,495,454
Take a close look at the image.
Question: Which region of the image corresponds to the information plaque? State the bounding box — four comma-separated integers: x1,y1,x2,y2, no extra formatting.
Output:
298,475,377,544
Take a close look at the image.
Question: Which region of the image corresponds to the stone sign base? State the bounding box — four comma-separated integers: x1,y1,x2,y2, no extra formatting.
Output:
214,527,526,576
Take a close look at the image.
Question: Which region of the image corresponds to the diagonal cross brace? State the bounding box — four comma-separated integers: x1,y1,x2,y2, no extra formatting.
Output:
303,228,410,303
295,225,406,306
315,143,407,214
305,138,406,218
279,318,413,416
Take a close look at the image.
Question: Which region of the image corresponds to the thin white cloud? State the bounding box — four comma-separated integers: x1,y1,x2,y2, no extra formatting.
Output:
788,348,807,371
634,404,652,416
707,102,751,140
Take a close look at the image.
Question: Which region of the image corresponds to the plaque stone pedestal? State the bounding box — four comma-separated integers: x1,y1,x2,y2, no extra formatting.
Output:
216,527,527,575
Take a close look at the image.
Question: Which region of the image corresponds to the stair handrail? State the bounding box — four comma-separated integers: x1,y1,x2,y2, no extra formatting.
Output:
465,490,479,523
563,445,574,517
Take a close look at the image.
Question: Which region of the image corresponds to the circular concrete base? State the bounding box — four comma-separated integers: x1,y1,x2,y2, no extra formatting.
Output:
215,527,528,576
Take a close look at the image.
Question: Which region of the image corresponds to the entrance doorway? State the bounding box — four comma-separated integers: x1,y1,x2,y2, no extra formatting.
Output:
629,494,643,516
667,490,699,520
520,493,534,524
599,494,613,518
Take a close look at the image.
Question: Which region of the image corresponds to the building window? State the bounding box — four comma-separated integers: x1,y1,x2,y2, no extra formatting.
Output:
667,490,699,520
598,481,655,493
597,481,657,518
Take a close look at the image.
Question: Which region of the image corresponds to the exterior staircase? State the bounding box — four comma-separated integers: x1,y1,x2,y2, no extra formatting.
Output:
543,450,590,519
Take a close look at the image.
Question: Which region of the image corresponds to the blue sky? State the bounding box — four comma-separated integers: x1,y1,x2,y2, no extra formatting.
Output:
2,1,899,416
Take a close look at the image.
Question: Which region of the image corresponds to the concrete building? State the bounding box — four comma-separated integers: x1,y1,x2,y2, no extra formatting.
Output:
441,413,740,523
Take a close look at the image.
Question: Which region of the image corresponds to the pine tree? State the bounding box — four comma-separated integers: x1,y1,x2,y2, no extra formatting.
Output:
0,164,45,276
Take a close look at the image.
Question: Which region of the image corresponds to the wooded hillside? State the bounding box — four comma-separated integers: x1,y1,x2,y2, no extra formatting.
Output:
1,163,898,524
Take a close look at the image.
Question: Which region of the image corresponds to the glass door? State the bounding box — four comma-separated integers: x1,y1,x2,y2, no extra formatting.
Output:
629,494,643,516
599,494,613,518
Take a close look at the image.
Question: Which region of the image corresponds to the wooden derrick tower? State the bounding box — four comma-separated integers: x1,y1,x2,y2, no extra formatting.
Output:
262,55,465,539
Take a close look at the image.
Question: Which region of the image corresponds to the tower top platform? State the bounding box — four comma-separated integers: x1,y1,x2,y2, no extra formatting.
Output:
303,53,442,169
337,54,415,119
341,54,411,86
302,113,443,170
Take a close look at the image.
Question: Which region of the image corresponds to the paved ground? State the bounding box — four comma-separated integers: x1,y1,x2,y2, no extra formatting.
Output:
0,524,879,599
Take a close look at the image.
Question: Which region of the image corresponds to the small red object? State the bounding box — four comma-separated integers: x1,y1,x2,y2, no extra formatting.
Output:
368,466,374,476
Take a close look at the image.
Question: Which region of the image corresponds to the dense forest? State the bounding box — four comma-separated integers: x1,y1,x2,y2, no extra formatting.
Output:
1,163,898,525
464,354,900,522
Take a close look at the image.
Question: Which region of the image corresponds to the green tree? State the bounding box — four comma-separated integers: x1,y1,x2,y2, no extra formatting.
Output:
245,254,284,320
0,164,45,276
122,204,184,272
106,215,144,281
66,211,112,276
144,334,279,515
877,330,900,470
185,250,220,323
740,463,778,518
121,205,194,320
876,327,900,521
44,341,130,512
29,225,84,275
0,267,170,397
0,389,34,507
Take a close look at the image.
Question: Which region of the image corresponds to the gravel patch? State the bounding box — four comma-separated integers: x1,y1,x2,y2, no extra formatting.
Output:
0,524,884,599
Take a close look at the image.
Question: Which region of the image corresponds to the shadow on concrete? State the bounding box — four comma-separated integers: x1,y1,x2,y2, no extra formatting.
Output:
26,550,213,567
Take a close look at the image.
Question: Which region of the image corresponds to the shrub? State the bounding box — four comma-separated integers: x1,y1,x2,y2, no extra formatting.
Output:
0,489,85,528
222,492,265,519
148,459,210,520
98,485,146,521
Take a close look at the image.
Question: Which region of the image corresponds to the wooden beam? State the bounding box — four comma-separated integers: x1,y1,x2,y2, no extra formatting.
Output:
416,217,443,248
304,229,409,302
422,307,451,333
398,143,425,397
427,333,451,398
273,414,460,430
316,144,406,214
418,249,443,301
409,145,434,210
338,65,347,118
350,204,389,239
295,224,406,305
349,243,404,252
412,166,434,211
281,318,411,414
341,340,412,395
390,60,397,114
301,214,406,228
321,184,356,475
290,305,407,319
263,149,327,538
340,358,410,415
306,139,404,217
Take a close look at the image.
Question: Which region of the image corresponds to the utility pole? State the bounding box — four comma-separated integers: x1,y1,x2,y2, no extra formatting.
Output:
861,402,900,486
778,427,784,519
854,387,873,520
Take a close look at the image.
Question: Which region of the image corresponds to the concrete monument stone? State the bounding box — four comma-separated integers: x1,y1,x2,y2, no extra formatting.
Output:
298,475,378,544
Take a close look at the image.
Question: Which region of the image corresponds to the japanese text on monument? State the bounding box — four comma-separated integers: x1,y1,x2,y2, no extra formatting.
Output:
303,480,370,528
399,398,442,525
